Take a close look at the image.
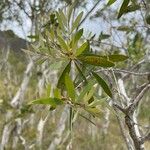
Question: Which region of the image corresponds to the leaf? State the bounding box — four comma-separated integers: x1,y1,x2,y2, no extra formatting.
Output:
85,107,102,118
99,32,110,41
27,35,39,40
74,62,87,83
84,86,96,103
74,28,83,43
30,97,64,107
117,26,133,32
65,73,76,101
78,54,115,67
107,0,117,6
101,54,128,62
125,4,140,13
46,84,51,97
58,35,69,52
88,97,107,107
57,61,71,89
71,29,83,50
118,0,130,19
77,81,95,102
59,9,67,27
75,41,88,56
146,15,150,25
92,72,112,98
56,12,65,31
71,11,83,32
53,88,61,99
67,4,74,23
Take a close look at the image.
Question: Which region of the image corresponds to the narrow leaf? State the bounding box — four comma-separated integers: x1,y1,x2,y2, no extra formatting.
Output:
57,61,71,89
117,26,133,32
85,107,102,118
118,0,130,19
146,15,150,25
75,62,87,83
107,0,117,6
30,97,63,106
75,41,88,56
46,84,51,97
59,9,67,27
74,28,83,43
77,81,95,102
92,72,112,98
125,4,140,13
53,88,61,99
78,54,115,67
72,12,83,32
58,35,69,52
65,74,76,101
101,54,128,62
56,12,65,31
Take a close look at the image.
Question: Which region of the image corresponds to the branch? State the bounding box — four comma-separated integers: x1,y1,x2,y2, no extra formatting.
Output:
78,0,102,27
96,68,150,76
130,83,150,111
143,132,150,141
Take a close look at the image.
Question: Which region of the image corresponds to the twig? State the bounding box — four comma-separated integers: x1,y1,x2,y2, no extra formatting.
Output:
78,0,102,27
143,132,150,141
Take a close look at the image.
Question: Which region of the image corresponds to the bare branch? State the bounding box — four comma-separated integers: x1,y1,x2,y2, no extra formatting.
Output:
143,132,150,141
79,0,102,27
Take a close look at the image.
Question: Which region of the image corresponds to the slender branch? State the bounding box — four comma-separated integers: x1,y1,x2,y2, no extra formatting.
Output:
96,68,150,76
129,83,150,112
143,132,150,141
78,0,102,27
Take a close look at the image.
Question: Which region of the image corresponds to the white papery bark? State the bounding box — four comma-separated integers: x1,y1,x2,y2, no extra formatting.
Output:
1,60,34,150
102,107,110,135
48,106,69,150
37,114,50,149
117,78,145,150
11,60,34,108
116,78,135,150
0,111,14,150
118,79,130,105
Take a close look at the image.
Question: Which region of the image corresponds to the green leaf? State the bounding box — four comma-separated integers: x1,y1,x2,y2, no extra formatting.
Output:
125,4,140,13
56,12,65,31
59,9,67,27
65,73,76,101
99,32,110,41
30,97,64,107
85,107,102,118
77,81,95,102
58,35,69,52
146,15,150,25
49,26,55,40
102,54,128,62
88,97,107,107
57,61,71,89
117,26,133,32
75,62,87,83
67,4,74,23
92,72,112,98
78,54,115,67
84,86,96,103
53,88,61,99
107,0,117,6
72,12,83,32
71,29,83,50
75,41,88,56
74,28,83,43
27,35,39,40
118,0,130,19
46,84,51,97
